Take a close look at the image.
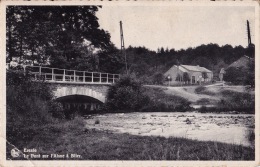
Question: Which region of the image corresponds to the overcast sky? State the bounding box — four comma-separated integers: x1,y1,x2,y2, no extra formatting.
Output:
96,6,255,51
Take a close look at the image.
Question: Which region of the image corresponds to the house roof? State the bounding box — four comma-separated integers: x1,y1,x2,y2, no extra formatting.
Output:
180,65,212,73
176,65,189,73
227,55,253,69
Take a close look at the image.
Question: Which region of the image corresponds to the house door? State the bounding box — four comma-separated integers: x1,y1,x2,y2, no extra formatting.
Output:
192,76,195,84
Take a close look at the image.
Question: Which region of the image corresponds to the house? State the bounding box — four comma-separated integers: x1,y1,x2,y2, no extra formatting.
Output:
227,55,253,70
222,55,254,84
164,65,213,85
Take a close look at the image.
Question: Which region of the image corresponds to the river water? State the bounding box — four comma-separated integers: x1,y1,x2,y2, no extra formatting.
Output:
84,112,254,147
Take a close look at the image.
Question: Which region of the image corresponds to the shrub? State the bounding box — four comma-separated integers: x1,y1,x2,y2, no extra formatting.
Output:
141,87,191,112
105,75,191,112
195,86,206,94
7,70,55,113
223,67,248,85
6,70,64,145
151,72,164,85
198,106,208,113
247,129,255,146
49,101,65,119
194,86,216,95
196,98,210,105
219,90,255,113
105,75,149,111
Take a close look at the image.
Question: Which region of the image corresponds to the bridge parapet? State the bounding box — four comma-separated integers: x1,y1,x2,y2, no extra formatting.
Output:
6,63,120,85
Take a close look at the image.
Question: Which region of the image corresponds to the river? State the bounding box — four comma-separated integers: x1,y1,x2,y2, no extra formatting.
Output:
84,112,254,147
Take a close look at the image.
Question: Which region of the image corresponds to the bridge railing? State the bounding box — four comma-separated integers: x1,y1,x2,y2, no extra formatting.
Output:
6,63,120,84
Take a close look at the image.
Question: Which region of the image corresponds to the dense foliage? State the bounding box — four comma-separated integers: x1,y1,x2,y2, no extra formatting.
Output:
6,70,64,144
198,89,255,114
105,75,149,111
219,90,255,113
6,6,123,73
105,76,191,112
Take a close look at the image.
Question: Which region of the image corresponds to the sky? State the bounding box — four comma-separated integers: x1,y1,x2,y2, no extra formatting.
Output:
96,5,255,51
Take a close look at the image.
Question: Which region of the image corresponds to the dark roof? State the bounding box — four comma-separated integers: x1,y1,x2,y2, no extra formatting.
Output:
227,55,253,69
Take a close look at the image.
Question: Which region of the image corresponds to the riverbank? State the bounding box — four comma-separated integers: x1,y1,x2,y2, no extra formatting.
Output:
158,85,255,114
7,117,254,160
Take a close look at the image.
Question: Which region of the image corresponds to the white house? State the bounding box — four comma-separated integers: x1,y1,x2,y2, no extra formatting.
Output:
164,65,213,85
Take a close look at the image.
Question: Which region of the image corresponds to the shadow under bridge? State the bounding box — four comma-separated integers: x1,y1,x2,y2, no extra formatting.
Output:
48,80,110,117
56,95,104,115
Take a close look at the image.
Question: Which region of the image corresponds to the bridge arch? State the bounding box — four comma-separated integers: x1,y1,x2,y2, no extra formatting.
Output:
53,86,106,103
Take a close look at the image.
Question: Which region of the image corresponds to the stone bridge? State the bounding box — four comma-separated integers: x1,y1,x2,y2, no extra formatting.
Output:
7,64,119,111
50,82,110,103
49,82,111,111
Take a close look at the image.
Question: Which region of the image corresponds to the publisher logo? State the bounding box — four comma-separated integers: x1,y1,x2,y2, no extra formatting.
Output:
11,148,20,158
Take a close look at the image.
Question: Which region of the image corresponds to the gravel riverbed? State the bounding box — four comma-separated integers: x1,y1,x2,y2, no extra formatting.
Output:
85,112,254,147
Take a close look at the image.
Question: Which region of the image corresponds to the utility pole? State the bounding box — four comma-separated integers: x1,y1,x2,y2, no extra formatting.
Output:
247,20,252,47
120,21,128,74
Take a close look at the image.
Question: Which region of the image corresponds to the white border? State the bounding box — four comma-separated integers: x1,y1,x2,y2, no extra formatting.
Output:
0,1,259,167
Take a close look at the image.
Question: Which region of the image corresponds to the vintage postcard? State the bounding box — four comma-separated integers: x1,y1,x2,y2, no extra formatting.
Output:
0,0,259,167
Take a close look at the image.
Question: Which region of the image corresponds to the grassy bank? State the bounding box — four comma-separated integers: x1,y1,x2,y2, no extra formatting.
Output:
7,117,254,160
195,87,255,114
104,76,191,113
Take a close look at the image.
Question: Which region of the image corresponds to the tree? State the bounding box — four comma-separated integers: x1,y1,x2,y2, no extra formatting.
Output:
105,76,148,111
245,59,255,87
152,73,164,85
98,45,124,74
223,67,247,85
6,6,113,71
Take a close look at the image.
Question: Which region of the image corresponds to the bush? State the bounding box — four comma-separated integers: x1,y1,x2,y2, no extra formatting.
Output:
194,86,216,96
151,72,164,85
7,70,55,113
196,98,210,105
247,129,255,146
105,75,191,112
220,90,254,113
49,101,65,119
223,67,248,85
141,87,191,112
195,86,206,94
6,70,65,145
105,75,149,111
